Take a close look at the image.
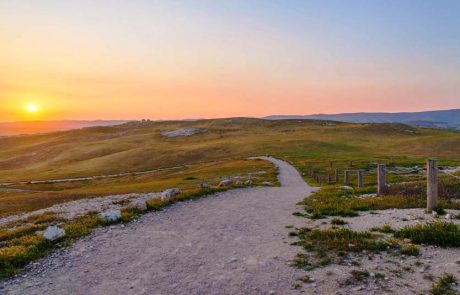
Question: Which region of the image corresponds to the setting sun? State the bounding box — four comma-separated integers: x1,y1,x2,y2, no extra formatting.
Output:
26,104,38,113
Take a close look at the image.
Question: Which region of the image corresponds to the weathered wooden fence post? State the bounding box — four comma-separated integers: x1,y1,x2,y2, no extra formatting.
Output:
357,170,364,188
335,168,339,183
427,159,438,212
344,170,350,184
377,164,387,195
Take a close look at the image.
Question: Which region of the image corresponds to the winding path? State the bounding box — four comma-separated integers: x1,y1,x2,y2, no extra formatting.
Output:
2,157,316,295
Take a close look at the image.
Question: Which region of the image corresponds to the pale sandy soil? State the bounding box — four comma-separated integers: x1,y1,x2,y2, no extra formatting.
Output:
294,209,460,295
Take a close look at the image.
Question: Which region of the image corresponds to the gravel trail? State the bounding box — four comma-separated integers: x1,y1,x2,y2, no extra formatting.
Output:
1,157,316,295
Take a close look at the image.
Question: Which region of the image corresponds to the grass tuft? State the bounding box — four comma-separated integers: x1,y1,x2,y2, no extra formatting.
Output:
429,273,458,295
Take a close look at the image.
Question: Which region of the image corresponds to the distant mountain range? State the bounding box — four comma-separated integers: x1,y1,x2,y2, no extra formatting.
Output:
0,120,130,136
265,109,460,130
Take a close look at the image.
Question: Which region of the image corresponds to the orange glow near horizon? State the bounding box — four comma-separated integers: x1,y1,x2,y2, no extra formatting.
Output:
0,1,459,122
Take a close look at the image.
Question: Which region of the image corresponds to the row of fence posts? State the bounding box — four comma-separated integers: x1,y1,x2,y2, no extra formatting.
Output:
309,159,439,213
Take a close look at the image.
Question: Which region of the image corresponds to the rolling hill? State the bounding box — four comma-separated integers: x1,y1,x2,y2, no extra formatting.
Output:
0,120,130,136
265,109,460,130
1,118,460,183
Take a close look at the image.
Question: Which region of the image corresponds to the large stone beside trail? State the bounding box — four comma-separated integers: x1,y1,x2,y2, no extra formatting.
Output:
100,209,122,222
218,179,233,187
161,188,181,202
43,226,65,241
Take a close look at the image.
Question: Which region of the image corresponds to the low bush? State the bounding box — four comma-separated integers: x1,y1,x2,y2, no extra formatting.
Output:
330,218,348,225
430,273,458,295
400,244,420,256
395,222,460,247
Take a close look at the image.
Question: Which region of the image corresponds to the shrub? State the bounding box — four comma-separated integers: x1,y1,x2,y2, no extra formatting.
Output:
331,218,348,225
400,244,420,256
395,222,460,247
430,273,457,295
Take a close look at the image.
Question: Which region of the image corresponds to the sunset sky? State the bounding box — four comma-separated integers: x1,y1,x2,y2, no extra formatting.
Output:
1,0,460,121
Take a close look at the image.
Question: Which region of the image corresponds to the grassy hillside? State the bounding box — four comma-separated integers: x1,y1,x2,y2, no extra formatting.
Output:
1,118,460,183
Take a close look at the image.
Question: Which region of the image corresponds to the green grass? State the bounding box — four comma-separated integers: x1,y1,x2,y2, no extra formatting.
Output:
395,222,460,247
430,273,458,295
290,227,400,270
330,218,348,225
370,224,395,234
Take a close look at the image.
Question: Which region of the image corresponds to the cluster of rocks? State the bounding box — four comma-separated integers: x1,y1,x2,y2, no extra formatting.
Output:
42,209,124,242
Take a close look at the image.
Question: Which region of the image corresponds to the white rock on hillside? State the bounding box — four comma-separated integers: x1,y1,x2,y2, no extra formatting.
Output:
100,209,122,222
244,179,253,185
262,181,274,186
43,226,65,241
161,128,205,138
161,188,181,202
218,179,233,187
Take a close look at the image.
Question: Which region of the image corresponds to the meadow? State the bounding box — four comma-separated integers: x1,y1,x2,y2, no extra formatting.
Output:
1,118,460,217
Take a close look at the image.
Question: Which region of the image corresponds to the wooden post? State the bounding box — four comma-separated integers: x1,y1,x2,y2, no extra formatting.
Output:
357,170,364,188
427,159,438,212
335,168,339,183
344,170,350,184
377,164,387,195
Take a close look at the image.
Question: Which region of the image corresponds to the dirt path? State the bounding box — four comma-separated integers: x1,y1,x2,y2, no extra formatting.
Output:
1,157,317,295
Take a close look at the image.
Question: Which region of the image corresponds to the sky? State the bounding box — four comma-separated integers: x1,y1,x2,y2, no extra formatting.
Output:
1,0,460,121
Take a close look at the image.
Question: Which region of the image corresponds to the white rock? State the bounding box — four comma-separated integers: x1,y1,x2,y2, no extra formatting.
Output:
340,186,353,190
244,179,253,185
218,179,233,187
432,211,438,217
161,188,181,202
100,209,122,222
43,226,65,241
445,213,452,219
160,128,205,138
262,181,274,186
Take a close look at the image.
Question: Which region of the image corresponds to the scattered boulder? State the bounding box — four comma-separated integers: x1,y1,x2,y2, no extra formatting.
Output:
198,183,211,189
218,179,233,187
43,226,65,241
161,188,181,202
244,179,253,185
100,209,122,222
432,211,438,218
445,213,452,220
262,181,274,186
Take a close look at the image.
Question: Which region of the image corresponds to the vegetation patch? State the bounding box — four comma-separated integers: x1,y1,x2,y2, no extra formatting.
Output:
290,227,399,270
395,222,460,247
330,218,348,225
429,273,458,295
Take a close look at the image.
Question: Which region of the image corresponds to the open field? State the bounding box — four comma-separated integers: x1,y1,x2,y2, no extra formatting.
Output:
1,119,460,183
0,159,277,217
